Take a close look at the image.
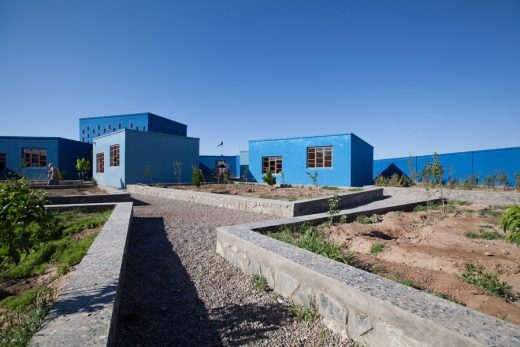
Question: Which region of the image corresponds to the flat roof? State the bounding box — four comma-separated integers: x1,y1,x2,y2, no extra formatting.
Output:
0,135,88,143
91,128,199,141
249,133,373,148
78,112,187,127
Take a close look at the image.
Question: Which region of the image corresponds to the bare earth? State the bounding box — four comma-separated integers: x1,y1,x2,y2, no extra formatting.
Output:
322,204,520,325
171,183,358,201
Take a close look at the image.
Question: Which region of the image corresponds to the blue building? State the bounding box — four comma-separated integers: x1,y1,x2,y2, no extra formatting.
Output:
0,136,91,180
248,134,373,187
93,129,199,188
79,112,187,144
374,146,520,185
199,155,240,180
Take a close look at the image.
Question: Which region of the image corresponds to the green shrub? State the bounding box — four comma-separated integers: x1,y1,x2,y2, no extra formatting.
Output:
305,170,319,186
462,262,514,301
191,165,203,188
262,169,276,186
500,206,520,246
462,175,479,190
515,173,520,191
327,194,340,225
0,179,55,264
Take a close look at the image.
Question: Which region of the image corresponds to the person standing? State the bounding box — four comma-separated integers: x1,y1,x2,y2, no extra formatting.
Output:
47,163,60,185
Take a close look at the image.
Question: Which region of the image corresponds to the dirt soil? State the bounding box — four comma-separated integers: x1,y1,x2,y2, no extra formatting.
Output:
321,204,520,325
41,187,105,196
171,184,358,201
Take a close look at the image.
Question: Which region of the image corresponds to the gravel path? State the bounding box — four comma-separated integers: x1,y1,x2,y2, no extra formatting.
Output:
115,194,352,346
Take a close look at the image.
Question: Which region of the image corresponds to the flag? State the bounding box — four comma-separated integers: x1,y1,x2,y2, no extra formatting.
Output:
218,141,223,147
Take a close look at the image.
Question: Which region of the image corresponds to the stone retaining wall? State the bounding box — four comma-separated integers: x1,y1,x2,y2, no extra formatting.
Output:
216,200,520,346
47,192,131,205
126,184,384,217
31,202,133,347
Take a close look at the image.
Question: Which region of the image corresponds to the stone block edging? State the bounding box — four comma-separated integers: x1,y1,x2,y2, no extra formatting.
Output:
126,184,384,217
216,199,520,346
30,202,133,347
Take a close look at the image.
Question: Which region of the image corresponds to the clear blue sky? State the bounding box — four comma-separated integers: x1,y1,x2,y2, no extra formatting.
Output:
1,0,519,159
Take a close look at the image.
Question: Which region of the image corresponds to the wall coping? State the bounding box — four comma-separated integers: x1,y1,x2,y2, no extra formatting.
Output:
30,202,133,346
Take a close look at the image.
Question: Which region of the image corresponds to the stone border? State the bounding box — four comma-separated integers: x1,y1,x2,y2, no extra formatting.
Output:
30,202,133,347
126,184,384,217
216,199,520,346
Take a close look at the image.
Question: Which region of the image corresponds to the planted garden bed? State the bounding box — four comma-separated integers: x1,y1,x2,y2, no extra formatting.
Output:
169,183,361,201
265,201,520,325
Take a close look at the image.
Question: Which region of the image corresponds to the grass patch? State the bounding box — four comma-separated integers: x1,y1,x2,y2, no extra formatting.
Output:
355,215,372,224
0,209,111,345
387,272,421,289
267,225,350,264
0,285,53,347
464,230,503,240
462,262,515,302
433,291,464,306
413,201,457,213
348,187,363,192
251,274,269,292
370,243,386,255
288,301,319,323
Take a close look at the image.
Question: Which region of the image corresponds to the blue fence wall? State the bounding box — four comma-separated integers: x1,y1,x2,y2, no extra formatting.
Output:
0,136,91,180
374,146,520,184
199,155,240,179
249,134,373,187
79,112,187,144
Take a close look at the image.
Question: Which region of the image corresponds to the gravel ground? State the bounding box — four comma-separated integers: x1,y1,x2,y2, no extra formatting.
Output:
115,194,353,347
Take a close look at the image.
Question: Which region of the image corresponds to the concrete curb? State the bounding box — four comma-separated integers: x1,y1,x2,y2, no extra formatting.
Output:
30,202,133,347
216,198,520,346
126,184,384,217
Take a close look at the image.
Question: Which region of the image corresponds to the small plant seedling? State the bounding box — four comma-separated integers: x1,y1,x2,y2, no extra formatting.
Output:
145,164,153,184
464,230,502,240
305,170,319,187
355,215,372,224
462,262,514,301
191,165,203,188
327,194,340,226
370,243,386,255
173,161,182,184
251,274,269,292
338,215,348,224
262,169,277,186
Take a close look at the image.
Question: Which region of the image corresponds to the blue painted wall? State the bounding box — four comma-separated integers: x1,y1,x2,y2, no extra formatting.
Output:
93,129,199,188
199,155,240,179
0,136,91,180
79,112,187,144
374,146,520,184
239,150,254,181
248,134,373,187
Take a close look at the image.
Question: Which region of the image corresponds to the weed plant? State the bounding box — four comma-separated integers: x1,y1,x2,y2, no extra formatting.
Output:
370,243,386,255
464,230,503,240
288,300,319,323
500,206,520,246
355,215,372,224
462,262,514,301
251,274,269,292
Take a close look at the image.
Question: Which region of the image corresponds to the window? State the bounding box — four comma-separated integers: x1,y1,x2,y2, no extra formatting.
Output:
22,148,47,168
143,126,146,131
104,129,106,134
87,134,90,138
307,146,333,168
110,145,120,166
98,125,100,130
82,129,85,134
109,124,111,129
87,126,90,130
262,156,283,174
0,153,6,171
82,137,85,142
119,123,121,129
130,123,133,128
96,153,104,173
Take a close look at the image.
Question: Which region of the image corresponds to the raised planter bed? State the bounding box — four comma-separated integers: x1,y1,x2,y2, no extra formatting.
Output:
126,184,384,217
216,199,520,346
